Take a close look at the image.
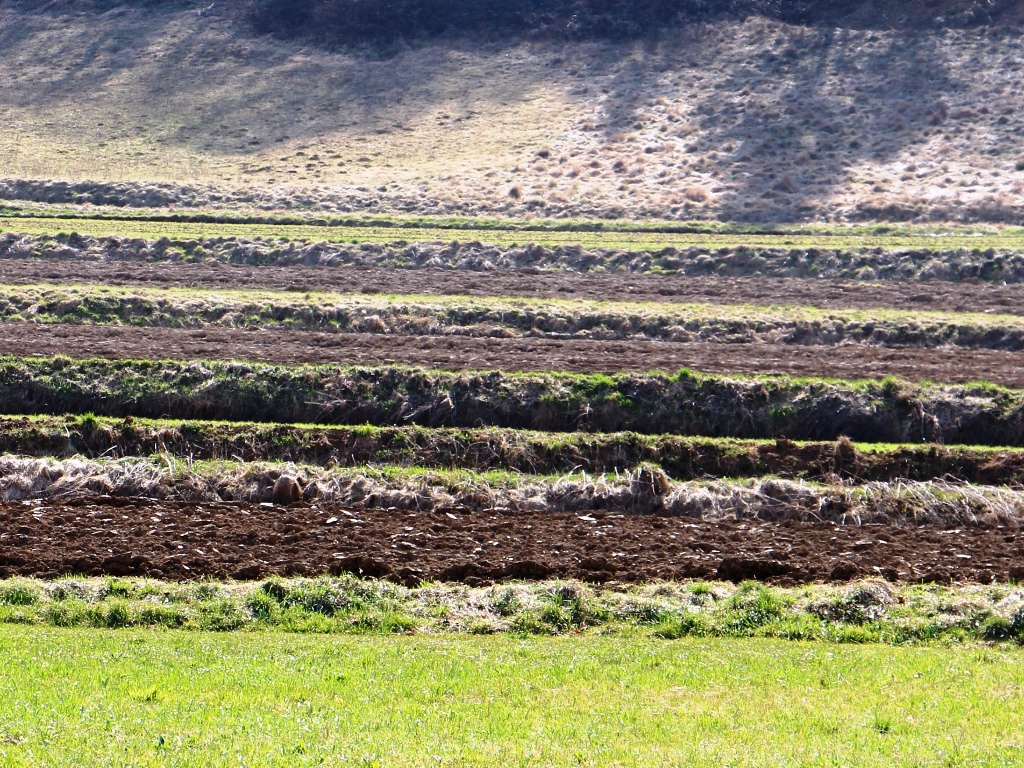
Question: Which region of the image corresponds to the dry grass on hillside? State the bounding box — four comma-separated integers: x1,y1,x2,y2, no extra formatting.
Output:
1,4,1023,222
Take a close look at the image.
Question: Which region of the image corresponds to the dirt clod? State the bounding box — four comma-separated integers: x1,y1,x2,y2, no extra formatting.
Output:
271,475,303,505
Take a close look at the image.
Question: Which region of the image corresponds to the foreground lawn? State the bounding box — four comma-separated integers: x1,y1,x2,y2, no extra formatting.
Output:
0,627,1020,766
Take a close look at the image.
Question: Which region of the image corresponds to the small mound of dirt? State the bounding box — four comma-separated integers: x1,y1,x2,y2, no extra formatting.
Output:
271,475,302,504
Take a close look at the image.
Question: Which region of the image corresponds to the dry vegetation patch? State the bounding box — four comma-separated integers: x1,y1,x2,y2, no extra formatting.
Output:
13,413,1024,484
0,6,1022,222
3,283,1024,350
5,231,1024,282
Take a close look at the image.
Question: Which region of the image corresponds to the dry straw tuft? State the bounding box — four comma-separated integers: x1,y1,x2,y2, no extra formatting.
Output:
0,457,1020,527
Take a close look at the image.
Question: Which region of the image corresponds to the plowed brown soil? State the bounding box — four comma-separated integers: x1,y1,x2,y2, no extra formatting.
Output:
6,259,1022,314
2,322,1020,385
1,498,1020,585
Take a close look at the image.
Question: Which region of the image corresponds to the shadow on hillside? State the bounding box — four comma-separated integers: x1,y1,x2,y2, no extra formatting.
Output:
705,28,958,222
0,0,1007,223
586,24,960,222
0,4,546,158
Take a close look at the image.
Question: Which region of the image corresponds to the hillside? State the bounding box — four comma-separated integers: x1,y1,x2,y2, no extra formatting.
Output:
0,0,1022,222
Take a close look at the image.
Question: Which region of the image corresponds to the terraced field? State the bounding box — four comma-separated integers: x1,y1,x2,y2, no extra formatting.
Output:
1,214,1024,638
8,3,1024,761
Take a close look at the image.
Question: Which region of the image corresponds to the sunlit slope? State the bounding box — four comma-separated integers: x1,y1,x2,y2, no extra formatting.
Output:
1,3,1022,222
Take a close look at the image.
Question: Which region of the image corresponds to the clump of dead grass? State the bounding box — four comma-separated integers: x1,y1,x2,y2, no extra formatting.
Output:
1,456,1022,527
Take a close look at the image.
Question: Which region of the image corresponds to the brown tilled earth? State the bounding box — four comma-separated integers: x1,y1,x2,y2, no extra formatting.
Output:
2,322,1016,385
1,498,1021,585
7,259,1024,315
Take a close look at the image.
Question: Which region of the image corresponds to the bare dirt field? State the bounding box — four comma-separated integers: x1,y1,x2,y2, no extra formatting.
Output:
5,259,1024,315
0,497,1019,585
2,322,1017,385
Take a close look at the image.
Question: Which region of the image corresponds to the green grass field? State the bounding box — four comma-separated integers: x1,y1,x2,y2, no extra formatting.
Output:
4,214,1024,251
0,625,1020,766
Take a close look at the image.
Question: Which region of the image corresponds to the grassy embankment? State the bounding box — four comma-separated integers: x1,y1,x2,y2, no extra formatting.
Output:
7,225,1024,281
0,283,1022,348
4,214,1024,251
3,1,1024,226
5,412,1024,484
0,625,1020,766
0,356,1019,444
2,576,1024,644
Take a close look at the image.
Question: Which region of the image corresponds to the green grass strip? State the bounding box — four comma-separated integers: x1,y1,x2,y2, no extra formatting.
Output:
5,215,1024,251
1,576,1023,645
6,201,1024,236
0,623,1019,766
